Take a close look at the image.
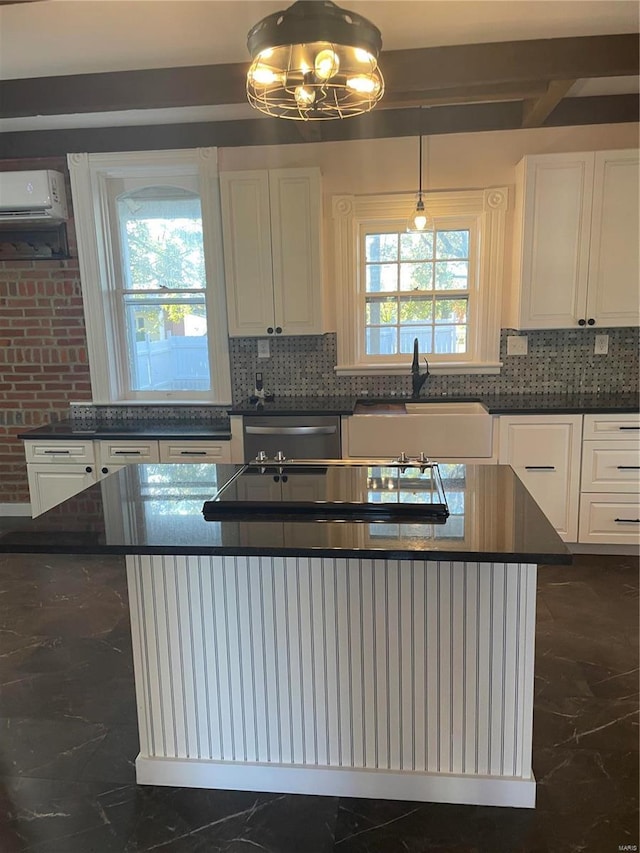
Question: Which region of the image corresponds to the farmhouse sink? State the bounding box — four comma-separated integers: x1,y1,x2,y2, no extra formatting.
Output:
349,399,493,458
403,401,488,415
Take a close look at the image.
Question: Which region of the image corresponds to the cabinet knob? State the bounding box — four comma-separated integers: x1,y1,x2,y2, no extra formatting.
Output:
267,327,274,334
587,318,595,326
578,318,586,326
101,467,109,474
275,326,282,334
85,466,93,473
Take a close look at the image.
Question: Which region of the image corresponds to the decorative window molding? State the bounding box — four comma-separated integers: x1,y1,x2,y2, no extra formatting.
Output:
68,148,232,404
332,188,509,375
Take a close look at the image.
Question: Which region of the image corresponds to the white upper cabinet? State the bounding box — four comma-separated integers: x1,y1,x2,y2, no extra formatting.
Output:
511,149,639,330
220,168,323,337
586,151,640,327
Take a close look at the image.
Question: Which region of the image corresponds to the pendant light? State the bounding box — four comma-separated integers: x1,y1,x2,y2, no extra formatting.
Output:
246,0,384,121
406,131,433,233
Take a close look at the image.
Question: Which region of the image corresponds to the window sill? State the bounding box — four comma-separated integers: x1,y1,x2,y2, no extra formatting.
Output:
83,399,232,407
335,362,502,376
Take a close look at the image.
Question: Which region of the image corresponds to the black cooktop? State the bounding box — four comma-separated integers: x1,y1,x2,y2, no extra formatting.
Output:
202,461,449,522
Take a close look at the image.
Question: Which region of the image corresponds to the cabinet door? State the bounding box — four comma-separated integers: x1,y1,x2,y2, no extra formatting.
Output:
516,153,593,329
27,464,96,517
269,168,323,335
220,171,275,336
586,150,640,327
499,415,582,541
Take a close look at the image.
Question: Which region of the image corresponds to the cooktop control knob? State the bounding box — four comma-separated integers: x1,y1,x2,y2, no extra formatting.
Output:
255,450,268,463
275,451,287,463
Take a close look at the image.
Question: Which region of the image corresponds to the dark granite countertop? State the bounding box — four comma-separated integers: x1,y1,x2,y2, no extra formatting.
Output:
230,393,639,417
0,462,571,564
19,420,232,441
228,396,357,416
17,393,637,442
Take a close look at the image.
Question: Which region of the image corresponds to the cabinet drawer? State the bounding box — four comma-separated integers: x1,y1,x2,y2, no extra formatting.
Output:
579,493,640,545
583,413,640,440
158,441,231,463
25,440,94,464
581,441,640,492
98,441,159,465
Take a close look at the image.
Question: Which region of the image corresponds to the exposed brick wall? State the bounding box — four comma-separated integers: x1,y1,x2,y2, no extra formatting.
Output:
0,157,91,504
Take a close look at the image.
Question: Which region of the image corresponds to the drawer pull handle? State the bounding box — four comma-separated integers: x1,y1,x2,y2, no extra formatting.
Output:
525,465,555,471
246,425,337,435
114,450,142,455
614,518,640,524
619,426,640,430
43,449,70,454
617,466,640,470
180,451,208,456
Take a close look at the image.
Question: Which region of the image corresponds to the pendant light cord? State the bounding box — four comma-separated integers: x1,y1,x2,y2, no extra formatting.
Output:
418,132,423,197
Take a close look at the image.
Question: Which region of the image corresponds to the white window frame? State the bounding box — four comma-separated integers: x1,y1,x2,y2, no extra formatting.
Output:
332,188,509,375
68,148,232,404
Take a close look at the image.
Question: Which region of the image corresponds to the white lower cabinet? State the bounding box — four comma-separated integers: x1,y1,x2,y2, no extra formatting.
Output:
579,413,640,545
498,415,583,542
27,463,98,517
25,436,234,517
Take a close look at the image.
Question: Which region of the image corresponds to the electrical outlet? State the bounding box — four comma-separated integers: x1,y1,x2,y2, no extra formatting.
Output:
507,335,528,356
594,334,609,355
257,338,271,359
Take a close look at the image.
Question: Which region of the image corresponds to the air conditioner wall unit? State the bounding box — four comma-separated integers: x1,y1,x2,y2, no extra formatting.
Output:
0,170,69,223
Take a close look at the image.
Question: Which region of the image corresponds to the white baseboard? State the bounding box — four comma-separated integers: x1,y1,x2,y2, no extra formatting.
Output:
568,543,640,557
135,756,536,809
0,503,31,517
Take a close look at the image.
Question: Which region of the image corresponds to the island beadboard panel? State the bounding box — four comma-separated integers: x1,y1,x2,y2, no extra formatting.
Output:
127,554,537,807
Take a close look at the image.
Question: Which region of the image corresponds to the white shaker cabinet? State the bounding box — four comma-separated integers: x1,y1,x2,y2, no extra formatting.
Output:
510,149,639,330
498,415,583,542
579,413,640,546
24,439,104,517
220,168,323,337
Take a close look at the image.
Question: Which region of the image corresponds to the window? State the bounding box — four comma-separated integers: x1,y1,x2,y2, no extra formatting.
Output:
68,149,231,403
332,189,508,374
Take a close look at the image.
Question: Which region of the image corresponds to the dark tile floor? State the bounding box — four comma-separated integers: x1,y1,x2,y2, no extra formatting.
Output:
0,552,637,852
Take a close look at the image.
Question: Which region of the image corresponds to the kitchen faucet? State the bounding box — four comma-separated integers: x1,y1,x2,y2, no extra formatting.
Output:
410,337,430,398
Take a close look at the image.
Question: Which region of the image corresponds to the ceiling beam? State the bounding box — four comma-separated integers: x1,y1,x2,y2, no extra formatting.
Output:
2,95,636,161
381,80,550,110
521,79,576,128
0,33,637,120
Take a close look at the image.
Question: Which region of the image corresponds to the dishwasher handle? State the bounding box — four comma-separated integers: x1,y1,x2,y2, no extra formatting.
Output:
245,425,337,436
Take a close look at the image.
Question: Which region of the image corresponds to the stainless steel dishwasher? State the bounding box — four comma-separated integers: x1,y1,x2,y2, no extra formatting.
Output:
242,415,341,461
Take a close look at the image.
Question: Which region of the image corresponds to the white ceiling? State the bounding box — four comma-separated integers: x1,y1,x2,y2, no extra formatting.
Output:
1,0,639,80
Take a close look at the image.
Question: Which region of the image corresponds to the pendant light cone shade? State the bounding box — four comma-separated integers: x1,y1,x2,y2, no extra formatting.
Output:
406,133,433,233
246,0,384,120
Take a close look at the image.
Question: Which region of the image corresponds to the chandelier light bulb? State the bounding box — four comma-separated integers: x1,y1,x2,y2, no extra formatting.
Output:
314,48,340,80
295,85,316,106
250,65,280,85
346,75,379,94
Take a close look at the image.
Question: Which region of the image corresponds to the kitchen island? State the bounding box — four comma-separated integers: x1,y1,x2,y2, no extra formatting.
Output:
0,461,570,808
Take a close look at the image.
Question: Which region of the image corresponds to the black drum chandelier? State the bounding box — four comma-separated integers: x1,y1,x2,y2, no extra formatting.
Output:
246,0,384,121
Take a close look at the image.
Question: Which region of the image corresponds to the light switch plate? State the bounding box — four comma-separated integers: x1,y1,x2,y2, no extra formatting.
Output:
594,334,609,355
507,335,528,356
257,339,271,359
